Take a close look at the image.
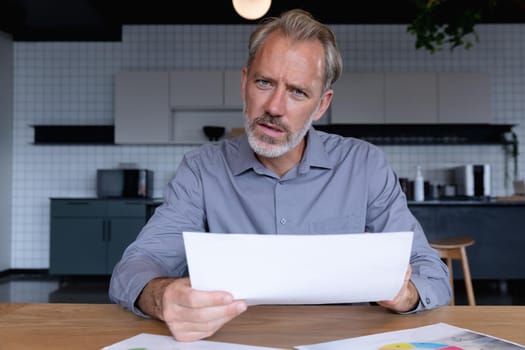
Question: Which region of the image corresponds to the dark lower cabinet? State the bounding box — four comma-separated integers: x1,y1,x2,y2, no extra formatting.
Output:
409,202,525,280
50,199,147,275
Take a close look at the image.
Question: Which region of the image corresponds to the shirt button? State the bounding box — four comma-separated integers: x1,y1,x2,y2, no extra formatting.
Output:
425,297,431,304
280,218,287,225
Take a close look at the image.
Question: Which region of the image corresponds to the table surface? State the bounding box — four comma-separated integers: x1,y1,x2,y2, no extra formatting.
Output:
1,303,524,349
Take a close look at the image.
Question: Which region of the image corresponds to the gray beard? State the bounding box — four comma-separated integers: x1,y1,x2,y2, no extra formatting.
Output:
243,108,316,158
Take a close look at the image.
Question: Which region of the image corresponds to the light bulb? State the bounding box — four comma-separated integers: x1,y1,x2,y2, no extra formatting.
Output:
232,0,272,20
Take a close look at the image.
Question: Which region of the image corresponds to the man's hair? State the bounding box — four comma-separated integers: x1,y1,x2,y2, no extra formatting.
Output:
246,9,343,93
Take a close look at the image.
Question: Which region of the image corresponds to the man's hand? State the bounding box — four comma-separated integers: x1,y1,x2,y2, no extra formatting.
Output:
377,264,419,313
136,277,247,342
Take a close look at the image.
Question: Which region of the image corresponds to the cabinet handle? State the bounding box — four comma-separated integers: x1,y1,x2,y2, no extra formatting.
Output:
102,221,107,241
102,220,111,242
102,220,111,241
107,220,111,242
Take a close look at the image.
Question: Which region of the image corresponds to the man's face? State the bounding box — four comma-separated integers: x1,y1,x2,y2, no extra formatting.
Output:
241,32,333,158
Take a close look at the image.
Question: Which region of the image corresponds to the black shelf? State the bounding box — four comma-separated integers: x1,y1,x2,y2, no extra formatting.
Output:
32,125,114,144
315,123,516,145
31,123,516,146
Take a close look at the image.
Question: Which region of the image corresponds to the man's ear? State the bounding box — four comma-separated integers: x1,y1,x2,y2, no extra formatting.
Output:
240,67,248,101
313,89,334,122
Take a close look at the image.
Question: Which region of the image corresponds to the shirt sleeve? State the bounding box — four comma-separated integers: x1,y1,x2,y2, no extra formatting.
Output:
108,154,206,316
364,146,452,311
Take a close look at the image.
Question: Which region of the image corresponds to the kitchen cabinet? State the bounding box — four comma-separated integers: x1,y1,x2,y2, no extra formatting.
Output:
438,73,491,123
330,72,490,124
330,72,437,124
170,70,243,109
114,71,170,144
384,72,437,123
170,70,224,108
170,69,243,144
330,73,384,124
223,70,243,108
409,201,525,280
49,199,147,275
115,70,243,144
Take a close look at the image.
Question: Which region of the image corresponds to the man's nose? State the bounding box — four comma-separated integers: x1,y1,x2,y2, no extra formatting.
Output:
264,88,286,117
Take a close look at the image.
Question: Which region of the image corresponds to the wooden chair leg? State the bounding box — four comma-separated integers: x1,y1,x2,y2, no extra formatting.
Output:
460,247,476,306
430,237,476,306
446,257,454,305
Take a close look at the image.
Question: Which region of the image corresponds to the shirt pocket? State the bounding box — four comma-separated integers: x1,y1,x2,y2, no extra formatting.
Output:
309,215,364,234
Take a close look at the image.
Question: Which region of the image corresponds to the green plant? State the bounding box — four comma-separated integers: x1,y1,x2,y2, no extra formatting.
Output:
407,0,496,53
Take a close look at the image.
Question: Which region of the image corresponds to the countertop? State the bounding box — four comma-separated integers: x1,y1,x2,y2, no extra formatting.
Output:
151,197,525,206
51,197,525,206
408,196,525,205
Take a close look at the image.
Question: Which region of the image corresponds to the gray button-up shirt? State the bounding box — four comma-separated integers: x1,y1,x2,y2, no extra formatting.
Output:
109,128,451,315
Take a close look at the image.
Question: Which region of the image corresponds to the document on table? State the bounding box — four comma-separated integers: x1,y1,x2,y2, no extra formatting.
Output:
102,333,285,350
294,322,525,349
183,231,413,305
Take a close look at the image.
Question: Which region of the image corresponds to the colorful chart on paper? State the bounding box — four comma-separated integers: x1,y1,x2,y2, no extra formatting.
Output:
379,343,463,349
294,323,525,350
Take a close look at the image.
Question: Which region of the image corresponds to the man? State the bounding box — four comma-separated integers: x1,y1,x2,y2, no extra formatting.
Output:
109,9,451,342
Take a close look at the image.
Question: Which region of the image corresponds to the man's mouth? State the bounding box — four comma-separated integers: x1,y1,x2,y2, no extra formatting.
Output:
259,122,285,137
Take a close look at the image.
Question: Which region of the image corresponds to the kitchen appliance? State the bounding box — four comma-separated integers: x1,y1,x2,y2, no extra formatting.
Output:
454,164,491,198
514,180,525,195
97,169,153,198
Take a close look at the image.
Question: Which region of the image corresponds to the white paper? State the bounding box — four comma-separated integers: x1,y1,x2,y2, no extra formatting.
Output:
294,322,525,349
183,231,413,305
102,333,284,350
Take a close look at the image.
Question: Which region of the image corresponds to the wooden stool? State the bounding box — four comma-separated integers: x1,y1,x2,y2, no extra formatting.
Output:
429,237,476,306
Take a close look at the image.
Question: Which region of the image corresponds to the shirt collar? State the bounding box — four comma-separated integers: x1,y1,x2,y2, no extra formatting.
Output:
230,128,333,176
299,127,333,172
230,136,260,176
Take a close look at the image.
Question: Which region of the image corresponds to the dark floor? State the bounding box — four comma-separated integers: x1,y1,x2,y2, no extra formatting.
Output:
0,272,111,303
0,271,524,305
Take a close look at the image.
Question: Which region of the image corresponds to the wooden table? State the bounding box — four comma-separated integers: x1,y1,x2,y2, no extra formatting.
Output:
1,303,524,349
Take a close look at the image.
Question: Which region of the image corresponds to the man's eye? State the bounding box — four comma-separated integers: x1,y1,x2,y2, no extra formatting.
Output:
256,79,270,88
293,89,307,98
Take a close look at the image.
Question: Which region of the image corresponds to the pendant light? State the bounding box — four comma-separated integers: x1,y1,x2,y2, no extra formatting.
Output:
232,0,272,20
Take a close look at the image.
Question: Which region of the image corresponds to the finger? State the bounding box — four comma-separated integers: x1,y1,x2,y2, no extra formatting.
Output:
167,301,247,341
405,264,412,280
377,265,412,308
184,288,236,308
173,300,247,324
167,278,235,309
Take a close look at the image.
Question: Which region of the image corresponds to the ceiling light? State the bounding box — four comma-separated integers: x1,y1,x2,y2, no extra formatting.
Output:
232,0,272,20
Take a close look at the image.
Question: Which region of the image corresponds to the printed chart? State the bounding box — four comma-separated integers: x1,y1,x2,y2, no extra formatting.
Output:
379,343,462,349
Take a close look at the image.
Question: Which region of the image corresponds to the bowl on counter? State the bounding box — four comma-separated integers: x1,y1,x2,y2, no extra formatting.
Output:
202,126,225,141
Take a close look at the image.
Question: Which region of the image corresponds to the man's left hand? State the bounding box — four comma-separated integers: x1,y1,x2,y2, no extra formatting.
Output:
377,264,419,313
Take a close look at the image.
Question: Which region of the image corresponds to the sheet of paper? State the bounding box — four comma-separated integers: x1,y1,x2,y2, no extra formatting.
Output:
183,231,413,305
102,333,285,350
294,322,525,349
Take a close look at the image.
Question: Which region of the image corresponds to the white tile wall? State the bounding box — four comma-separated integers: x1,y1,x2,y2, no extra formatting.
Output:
11,23,525,268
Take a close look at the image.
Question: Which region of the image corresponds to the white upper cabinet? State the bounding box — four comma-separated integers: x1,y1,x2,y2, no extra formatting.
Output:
330,73,384,124
170,70,224,108
114,71,170,144
384,72,438,124
223,70,243,108
170,70,243,109
115,70,493,144
438,73,491,123
115,70,244,144
330,72,490,124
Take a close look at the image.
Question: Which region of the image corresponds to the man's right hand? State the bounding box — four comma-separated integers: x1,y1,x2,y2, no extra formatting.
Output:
136,277,248,342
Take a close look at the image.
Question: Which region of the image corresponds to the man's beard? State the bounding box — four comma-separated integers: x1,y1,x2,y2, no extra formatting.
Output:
243,106,317,158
